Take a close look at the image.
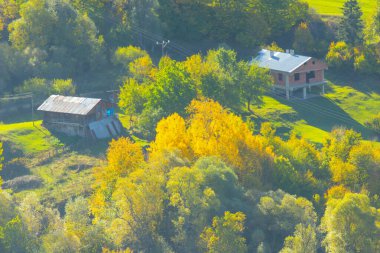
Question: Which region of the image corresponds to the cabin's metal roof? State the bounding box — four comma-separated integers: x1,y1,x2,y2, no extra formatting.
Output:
37,95,102,115
252,49,312,73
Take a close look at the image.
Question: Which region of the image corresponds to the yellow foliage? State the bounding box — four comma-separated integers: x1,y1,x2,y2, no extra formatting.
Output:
150,113,192,160
329,158,359,187
90,137,145,221
151,99,271,185
129,55,154,80
106,137,144,178
102,248,133,253
109,168,165,247
325,185,351,201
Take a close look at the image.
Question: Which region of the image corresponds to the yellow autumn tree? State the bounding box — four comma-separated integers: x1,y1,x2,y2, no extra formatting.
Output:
129,55,154,81
150,113,192,161
109,168,165,249
151,99,271,186
187,99,269,182
90,137,145,221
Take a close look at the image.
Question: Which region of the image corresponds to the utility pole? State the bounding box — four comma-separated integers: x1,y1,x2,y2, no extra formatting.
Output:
156,40,170,57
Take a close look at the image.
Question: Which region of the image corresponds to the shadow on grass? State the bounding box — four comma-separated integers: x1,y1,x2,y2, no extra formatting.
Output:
51,132,110,157
273,93,374,139
326,71,380,95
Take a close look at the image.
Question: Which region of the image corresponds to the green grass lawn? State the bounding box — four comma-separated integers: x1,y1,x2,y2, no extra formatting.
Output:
251,73,380,145
304,0,376,17
0,120,61,155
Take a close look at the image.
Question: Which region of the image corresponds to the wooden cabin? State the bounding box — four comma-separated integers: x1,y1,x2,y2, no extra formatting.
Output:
37,95,122,139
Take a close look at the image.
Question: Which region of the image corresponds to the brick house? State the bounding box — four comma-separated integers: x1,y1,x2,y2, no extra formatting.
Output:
253,49,328,99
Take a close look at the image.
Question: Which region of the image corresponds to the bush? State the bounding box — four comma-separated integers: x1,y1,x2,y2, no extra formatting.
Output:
326,41,353,69
365,113,380,133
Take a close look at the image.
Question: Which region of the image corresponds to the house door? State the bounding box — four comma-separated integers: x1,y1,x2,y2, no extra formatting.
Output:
306,71,315,83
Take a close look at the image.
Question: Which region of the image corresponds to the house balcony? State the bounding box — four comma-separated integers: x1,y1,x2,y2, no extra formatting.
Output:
273,80,327,91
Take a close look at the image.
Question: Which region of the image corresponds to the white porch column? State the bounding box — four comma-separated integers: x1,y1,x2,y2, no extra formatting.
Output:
285,74,290,100
303,87,307,99
322,85,325,95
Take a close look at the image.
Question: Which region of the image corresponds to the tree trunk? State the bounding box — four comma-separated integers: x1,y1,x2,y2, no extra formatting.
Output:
247,98,252,112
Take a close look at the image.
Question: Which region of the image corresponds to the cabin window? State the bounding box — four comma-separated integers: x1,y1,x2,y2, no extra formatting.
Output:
312,61,316,65
278,73,283,81
309,71,315,78
294,73,300,81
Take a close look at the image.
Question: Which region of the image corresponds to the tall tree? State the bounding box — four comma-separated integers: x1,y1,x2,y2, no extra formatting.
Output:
239,62,272,112
147,57,196,115
339,0,364,45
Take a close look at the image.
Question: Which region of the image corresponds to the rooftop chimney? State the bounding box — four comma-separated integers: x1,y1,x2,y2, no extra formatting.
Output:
286,49,290,53
290,49,295,55
270,51,275,58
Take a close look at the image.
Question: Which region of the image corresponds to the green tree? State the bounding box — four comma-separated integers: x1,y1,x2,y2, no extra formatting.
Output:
166,166,219,252
293,22,315,54
256,190,317,252
201,48,242,108
200,211,247,253
321,192,380,252
51,79,75,95
280,224,317,253
110,169,165,250
148,57,196,115
239,62,272,112
118,78,147,123
113,46,149,71
326,41,353,69
9,0,105,75
339,0,364,45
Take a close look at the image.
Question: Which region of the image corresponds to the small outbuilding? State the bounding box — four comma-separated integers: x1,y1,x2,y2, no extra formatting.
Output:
253,49,328,99
37,95,123,139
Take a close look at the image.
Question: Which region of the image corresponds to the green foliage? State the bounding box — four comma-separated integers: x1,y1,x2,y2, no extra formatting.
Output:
263,42,285,52
321,192,380,252
240,62,273,111
114,46,148,71
280,224,317,253
200,211,247,253
326,41,353,68
338,0,364,45
16,78,76,100
8,0,105,75
365,113,380,133
255,190,317,252
148,57,196,115
293,22,315,54
51,79,75,96
158,0,308,47
118,78,147,118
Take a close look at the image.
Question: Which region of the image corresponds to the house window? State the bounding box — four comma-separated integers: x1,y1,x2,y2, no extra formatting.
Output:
312,61,316,65
278,73,283,81
294,73,300,81
309,71,315,78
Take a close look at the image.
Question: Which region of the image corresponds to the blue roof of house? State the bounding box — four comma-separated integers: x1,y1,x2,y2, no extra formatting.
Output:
252,49,311,73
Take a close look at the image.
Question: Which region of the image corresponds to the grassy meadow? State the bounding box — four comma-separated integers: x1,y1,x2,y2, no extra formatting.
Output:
304,0,376,17
251,72,380,145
